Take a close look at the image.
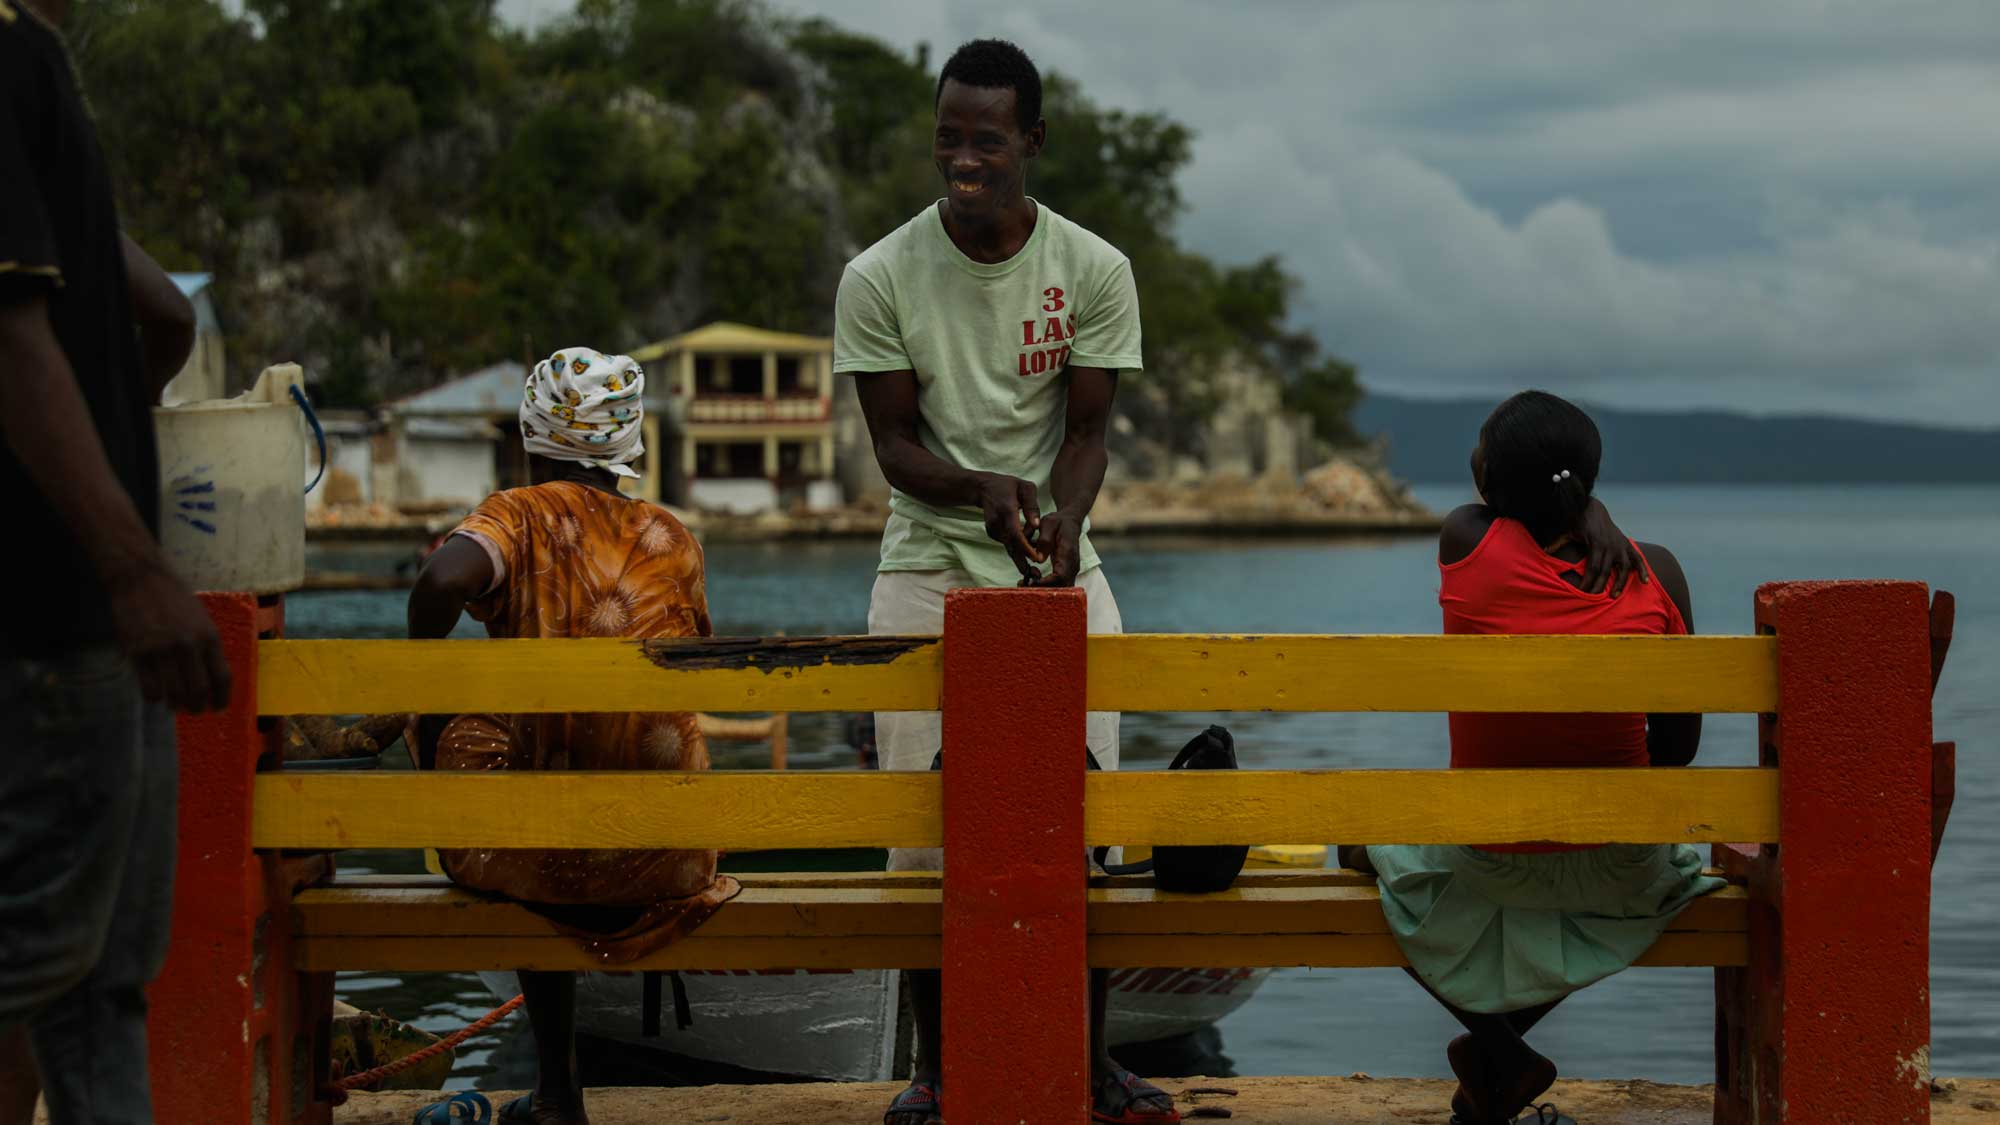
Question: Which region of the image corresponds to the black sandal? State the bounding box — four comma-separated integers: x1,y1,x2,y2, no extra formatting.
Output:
883,1080,942,1125
1517,1105,1578,1124
1092,1069,1182,1123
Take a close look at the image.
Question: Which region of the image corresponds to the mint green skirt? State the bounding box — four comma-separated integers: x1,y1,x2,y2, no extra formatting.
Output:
1366,843,1724,1014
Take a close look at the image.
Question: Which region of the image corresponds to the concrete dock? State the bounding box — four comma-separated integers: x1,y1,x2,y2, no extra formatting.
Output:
330,1075,2000,1124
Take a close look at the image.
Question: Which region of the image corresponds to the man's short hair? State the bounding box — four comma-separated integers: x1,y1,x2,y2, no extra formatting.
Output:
935,38,1042,133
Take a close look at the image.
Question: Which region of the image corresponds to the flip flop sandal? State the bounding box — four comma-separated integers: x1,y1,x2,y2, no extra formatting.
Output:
413,1091,492,1124
1092,1069,1182,1124
1517,1105,1578,1124
883,1080,942,1125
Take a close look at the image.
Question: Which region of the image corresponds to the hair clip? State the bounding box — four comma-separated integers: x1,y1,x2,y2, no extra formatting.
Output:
1551,469,1572,484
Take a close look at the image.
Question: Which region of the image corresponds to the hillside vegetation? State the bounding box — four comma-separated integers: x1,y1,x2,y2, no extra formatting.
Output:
72,0,1361,467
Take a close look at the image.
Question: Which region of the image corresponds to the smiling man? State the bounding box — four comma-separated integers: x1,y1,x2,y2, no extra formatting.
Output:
834,37,1177,1125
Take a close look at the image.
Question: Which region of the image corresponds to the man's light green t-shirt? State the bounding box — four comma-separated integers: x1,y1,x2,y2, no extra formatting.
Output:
833,200,1143,588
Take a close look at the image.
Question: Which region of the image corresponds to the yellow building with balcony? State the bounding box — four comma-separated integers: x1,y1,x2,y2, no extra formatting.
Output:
632,322,838,514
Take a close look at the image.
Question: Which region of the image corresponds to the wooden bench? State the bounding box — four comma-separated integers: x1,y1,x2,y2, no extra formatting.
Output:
291,870,1753,973
147,580,1944,1125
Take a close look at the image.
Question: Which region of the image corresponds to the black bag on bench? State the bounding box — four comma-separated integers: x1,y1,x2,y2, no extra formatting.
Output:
1093,725,1249,894
927,725,1248,893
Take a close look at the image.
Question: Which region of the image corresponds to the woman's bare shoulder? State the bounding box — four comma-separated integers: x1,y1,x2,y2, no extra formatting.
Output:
1439,504,1498,566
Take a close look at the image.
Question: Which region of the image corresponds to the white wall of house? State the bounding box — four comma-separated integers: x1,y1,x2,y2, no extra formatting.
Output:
689,478,779,515
399,437,495,508
306,429,378,510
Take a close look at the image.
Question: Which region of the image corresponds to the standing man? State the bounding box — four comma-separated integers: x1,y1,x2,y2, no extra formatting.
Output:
835,38,1179,1125
1,1,233,1122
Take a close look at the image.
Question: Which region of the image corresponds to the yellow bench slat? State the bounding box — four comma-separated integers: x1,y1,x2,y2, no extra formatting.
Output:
1090,768,1779,847
252,768,1778,850
321,867,1736,893
292,882,1747,939
257,636,941,715
1089,634,1778,713
289,879,1747,971
256,633,1778,716
297,930,1743,971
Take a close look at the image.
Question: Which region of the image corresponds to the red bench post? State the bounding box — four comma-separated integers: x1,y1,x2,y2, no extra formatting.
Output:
941,588,1092,1124
1716,581,1933,1123
147,594,332,1125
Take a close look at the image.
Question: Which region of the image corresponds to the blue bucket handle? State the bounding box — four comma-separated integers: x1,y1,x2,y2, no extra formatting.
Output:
289,383,327,495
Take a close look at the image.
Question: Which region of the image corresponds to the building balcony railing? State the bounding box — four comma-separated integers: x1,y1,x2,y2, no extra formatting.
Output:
685,394,830,425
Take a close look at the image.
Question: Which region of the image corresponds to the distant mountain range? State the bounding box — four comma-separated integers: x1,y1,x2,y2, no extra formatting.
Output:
1353,393,2000,483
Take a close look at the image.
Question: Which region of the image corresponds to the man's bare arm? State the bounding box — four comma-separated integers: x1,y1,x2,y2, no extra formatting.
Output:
121,234,195,402
1029,366,1117,587
0,295,229,711
852,369,1045,579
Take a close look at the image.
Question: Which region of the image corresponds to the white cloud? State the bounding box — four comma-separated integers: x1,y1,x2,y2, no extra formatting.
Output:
520,0,2000,425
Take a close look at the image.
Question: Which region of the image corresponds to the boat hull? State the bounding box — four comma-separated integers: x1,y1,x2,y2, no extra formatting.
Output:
479,965,1268,1081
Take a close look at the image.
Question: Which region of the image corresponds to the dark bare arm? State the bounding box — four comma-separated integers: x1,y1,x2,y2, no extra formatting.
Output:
1639,540,1702,767
405,535,494,769
121,234,195,402
852,369,1046,580
0,295,229,711
1028,366,1117,587
1574,498,1651,596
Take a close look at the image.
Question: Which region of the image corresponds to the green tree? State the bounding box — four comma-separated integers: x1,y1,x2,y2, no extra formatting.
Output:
65,0,1363,450
70,0,268,265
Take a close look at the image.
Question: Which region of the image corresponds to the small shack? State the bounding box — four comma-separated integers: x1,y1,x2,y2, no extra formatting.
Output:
380,362,517,511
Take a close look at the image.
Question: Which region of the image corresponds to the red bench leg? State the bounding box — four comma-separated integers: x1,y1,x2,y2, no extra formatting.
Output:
146,594,332,1125
1716,581,1933,1124
942,588,1091,1124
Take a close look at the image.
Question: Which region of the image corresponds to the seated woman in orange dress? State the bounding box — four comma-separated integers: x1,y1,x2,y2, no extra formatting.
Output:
406,348,732,1125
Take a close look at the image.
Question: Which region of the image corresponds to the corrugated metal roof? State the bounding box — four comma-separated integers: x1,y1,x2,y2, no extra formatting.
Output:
390,361,528,417
630,321,831,363
405,417,499,440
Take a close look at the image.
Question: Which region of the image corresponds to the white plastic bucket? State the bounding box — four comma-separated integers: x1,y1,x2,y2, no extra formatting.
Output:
153,363,326,594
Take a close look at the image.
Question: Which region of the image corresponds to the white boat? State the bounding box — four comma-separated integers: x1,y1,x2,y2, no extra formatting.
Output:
477,844,1324,1082
481,965,1269,1082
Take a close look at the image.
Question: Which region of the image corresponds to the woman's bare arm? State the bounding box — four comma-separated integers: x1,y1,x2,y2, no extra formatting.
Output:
1640,541,1702,767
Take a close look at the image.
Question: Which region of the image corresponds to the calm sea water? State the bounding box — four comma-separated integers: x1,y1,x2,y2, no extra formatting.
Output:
291,483,1998,1086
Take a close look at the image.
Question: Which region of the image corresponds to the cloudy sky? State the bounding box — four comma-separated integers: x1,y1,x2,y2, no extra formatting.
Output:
501,1,2000,426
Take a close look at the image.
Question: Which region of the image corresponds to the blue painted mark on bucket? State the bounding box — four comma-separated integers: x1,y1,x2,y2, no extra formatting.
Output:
172,513,218,535
175,480,216,495
177,500,217,512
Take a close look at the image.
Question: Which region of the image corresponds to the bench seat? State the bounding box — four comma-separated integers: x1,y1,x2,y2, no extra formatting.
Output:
292,869,1748,973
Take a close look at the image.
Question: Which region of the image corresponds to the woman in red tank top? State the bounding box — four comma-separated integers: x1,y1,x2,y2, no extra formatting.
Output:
1347,392,1720,1125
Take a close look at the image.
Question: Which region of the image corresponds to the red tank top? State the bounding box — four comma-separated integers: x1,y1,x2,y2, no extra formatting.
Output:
1440,518,1688,851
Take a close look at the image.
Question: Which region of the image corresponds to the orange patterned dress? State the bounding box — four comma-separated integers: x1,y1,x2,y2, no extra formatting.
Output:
431,481,733,952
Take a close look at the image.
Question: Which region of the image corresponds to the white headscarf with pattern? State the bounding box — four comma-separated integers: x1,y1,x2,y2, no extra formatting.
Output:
519,347,645,479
